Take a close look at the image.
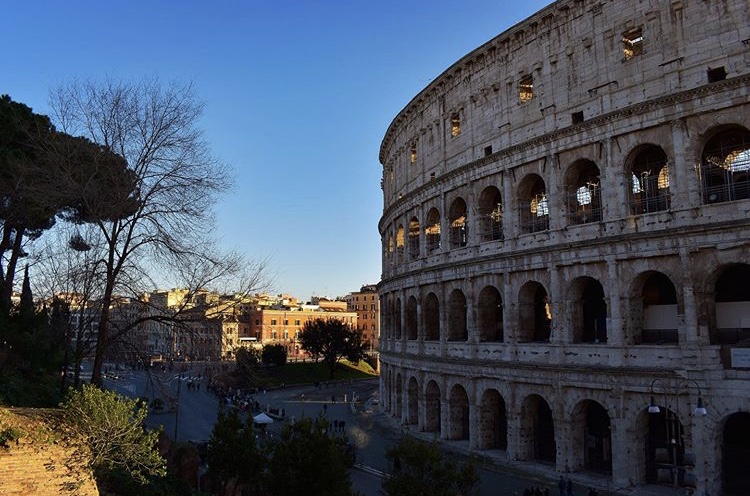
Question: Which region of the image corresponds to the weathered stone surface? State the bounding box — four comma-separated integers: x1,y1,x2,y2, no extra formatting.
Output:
378,1,750,494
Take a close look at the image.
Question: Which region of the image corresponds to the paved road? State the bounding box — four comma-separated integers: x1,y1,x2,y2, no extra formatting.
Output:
104,366,604,496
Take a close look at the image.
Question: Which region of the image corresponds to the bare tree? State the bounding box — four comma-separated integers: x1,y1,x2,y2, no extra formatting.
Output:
47,77,265,386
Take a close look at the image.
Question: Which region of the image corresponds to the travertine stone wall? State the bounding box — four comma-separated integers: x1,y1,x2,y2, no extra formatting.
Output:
378,0,750,494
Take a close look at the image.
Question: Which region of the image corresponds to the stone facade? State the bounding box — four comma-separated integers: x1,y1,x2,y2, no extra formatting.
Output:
377,0,750,494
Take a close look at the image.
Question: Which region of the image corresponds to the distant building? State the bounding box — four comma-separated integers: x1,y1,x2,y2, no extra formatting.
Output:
242,296,358,359
345,284,380,352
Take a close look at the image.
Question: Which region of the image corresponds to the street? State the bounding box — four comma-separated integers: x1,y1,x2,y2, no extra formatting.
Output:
103,364,577,496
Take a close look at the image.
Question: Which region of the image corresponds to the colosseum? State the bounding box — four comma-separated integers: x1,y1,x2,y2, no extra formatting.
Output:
377,0,749,494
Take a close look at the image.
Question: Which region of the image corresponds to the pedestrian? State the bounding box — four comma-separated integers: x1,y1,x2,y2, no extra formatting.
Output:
323,404,327,413
331,394,336,403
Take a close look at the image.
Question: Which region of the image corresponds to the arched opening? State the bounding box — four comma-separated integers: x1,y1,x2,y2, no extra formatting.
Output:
565,160,602,225
629,145,670,214
424,380,441,433
395,225,405,261
723,412,750,495
572,277,608,343
425,208,441,252
406,377,419,426
478,186,503,241
700,126,750,204
448,289,467,341
645,407,687,486
641,272,678,344
423,292,440,341
518,281,552,342
406,296,418,340
478,285,504,342
448,384,470,440
576,401,612,473
519,395,556,463
408,216,420,258
519,174,549,233
712,263,750,344
479,389,507,450
449,197,468,248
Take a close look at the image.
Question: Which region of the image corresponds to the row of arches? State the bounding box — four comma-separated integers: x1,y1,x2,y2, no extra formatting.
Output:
384,125,750,260
382,263,750,346
384,370,750,494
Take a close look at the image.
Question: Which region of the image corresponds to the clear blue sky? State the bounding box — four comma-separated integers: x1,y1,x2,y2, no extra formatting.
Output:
3,0,551,300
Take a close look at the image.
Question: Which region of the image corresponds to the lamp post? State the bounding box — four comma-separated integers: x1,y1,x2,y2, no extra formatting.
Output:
647,378,707,487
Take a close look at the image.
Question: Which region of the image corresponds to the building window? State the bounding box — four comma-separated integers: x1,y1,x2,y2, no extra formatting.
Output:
484,145,493,157
284,319,288,325
410,142,417,163
519,74,533,103
622,27,643,60
572,111,584,124
271,319,277,325
295,319,300,326
450,113,461,137
707,66,727,83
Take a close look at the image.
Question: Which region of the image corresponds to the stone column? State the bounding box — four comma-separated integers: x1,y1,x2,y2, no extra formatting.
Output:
670,119,698,208
549,265,564,344
469,380,481,450
679,247,700,345
606,256,625,347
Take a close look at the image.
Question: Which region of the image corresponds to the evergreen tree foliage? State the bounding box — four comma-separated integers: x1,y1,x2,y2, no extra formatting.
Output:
205,407,264,495
382,435,479,496
266,416,355,496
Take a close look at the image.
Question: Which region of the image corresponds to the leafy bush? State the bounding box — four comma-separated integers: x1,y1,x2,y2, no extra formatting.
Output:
61,385,166,484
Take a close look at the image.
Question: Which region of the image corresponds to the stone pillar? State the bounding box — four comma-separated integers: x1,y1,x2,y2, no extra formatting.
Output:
466,279,477,344
602,137,628,220
606,256,625,347
506,410,523,461
503,272,515,343
549,265,564,344
546,153,562,231
469,381,481,450
503,170,517,240
670,119,698,208
679,247,701,345
609,418,632,489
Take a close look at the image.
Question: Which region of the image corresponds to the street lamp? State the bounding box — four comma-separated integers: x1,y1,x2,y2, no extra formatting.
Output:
647,378,707,487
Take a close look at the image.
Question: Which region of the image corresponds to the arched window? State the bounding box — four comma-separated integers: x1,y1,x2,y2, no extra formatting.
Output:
447,289,467,341
406,296,418,340
700,127,750,203
519,174,549,233
629,145,670,214
449,198,468,248
640,272,678,344
425,208,441,252
423,292,440,341
478,186,503,241
518,281,552,342
566,160,602,224
395,225,405,261
712,263,750,344
477,285,503,342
